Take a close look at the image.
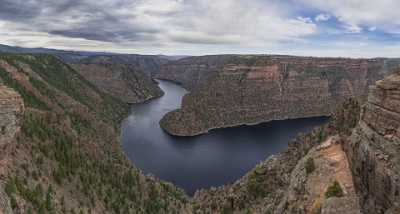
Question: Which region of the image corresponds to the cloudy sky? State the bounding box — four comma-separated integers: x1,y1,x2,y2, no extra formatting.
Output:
1,0,400,57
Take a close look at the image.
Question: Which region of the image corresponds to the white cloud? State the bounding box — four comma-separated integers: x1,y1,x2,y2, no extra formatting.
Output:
297,16,313,24
344,24,362,33
156,0,317,45
1,0,400,57
315,13,331,22
300,0,400,33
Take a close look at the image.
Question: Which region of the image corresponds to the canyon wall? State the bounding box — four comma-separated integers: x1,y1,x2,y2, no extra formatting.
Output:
0,54,189,214
158,55,400,136
70,56,164,104
192,71,400,214
344,71,400,213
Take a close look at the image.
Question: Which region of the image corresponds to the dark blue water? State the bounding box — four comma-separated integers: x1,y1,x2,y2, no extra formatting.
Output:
122,80,328,195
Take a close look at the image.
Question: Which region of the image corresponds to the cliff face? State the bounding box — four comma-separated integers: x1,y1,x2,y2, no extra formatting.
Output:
155,55,235,90
191,72,400,214
0,85,23,214
70,56,164,104
0,85,24,145
0,54,189,214
344,71,400,213
158,55,399,136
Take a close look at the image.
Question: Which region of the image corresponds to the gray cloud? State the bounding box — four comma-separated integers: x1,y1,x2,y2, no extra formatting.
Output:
0,0,317,45
0,0,42,20
0,0,159,42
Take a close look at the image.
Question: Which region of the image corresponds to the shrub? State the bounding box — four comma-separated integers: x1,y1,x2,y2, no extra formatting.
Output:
325,181,343,198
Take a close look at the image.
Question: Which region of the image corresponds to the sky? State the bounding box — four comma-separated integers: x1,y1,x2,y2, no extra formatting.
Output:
1,0,400,57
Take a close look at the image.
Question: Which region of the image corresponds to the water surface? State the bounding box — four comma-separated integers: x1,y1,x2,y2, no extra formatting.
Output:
122,80,328,195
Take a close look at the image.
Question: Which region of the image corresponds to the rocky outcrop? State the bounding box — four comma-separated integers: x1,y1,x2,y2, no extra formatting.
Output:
277,137,360,214
0,85,24,145
0,85,21,214
159,55,400,136
71,58,164,104
344,71,400,213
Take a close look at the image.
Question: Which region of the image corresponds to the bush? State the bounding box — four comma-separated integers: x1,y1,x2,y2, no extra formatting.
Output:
305,158,316,175
325,181,343,198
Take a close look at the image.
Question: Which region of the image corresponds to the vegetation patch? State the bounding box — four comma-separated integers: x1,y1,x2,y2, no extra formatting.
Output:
247,165,268,198
0,66,48,110
325,181,344,198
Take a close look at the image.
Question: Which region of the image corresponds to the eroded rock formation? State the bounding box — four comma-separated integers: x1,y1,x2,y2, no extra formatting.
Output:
0,85,23,214
344,71,400,213
0,86,24,145
158,55,400,136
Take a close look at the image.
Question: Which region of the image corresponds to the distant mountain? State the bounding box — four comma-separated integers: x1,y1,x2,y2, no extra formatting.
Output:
0,44,111,56
157,54,191,61
0,44,191,76
0,44,190,62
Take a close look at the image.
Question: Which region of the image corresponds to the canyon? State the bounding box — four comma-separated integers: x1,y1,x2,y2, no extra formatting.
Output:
192,71,400,213
157,55,400,136
0,50,399,214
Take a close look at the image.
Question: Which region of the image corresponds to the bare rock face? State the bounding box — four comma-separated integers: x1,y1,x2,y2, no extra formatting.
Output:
159,55,399,136
0,85,23,214
277,137,360,214
0,85,24,145
344,71,400,213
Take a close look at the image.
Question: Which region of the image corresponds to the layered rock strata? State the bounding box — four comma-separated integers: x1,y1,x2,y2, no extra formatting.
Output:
344,71,400,213
159,55,399,136
0,85,24,145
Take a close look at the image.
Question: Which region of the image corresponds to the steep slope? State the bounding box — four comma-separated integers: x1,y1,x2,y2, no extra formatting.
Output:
158,55,400,136
192,71,400,214
0,85,24,214
70,56,164,104
0,85,24,145
192,99,362,213
344,71,400,213
0,54,189,214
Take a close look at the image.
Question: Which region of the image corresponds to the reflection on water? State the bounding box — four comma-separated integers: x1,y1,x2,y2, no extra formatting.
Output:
122,80,329,195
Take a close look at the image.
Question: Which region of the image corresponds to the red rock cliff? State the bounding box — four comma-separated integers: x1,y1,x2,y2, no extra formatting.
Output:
159,55,399,136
